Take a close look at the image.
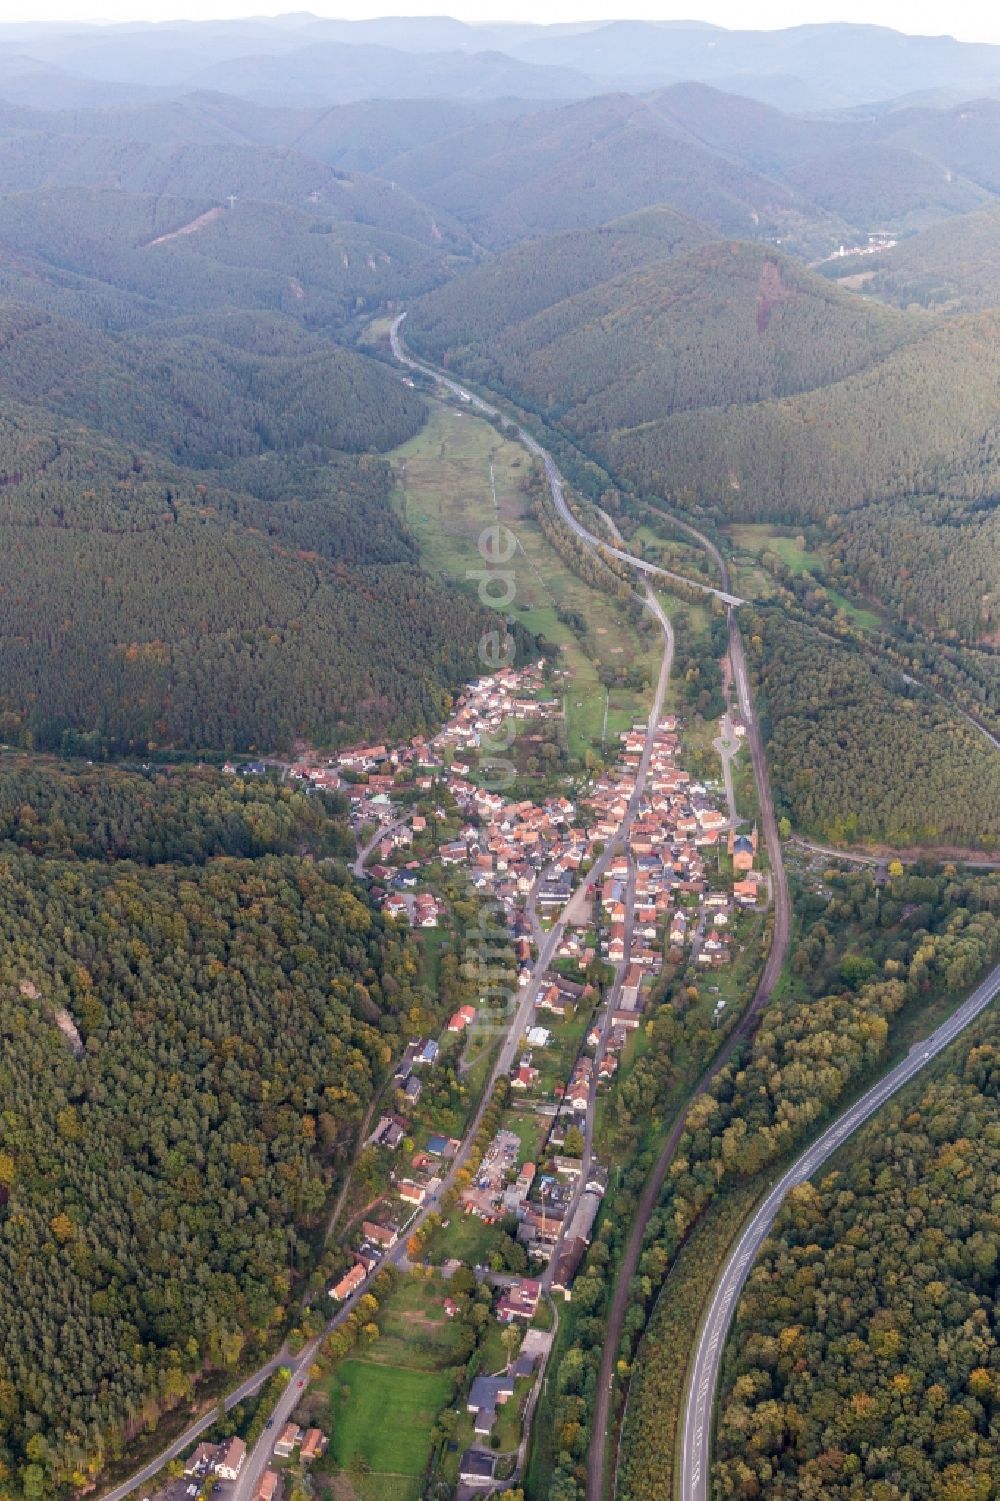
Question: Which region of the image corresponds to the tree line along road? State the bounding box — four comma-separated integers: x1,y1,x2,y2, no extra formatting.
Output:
679,952,1000,1501
386,318,1000,1501
99,342,681,1501
386,315,793,1501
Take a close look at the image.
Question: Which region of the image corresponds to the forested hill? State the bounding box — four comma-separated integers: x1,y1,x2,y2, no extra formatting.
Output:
0,92,495,176
0,130,469,250
375,85,1000,254
4,80,1000,262
605,306,1000,523
410,239,923,436
0,302,421,460
0,757,357,863
748,612,1000,849
0,370,502,754
7,17,1000,112
866,201,1000,311
409,218,1000,654
716,991,1000,1501
0,187,453,333
0,762,435,1498
0,169,520,755
377,90,842,255
4,82,1000,287
408,206,718,361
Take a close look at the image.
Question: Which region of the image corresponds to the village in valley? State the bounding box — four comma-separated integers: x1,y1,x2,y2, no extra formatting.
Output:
181,626,765,1501
213,648,764,1495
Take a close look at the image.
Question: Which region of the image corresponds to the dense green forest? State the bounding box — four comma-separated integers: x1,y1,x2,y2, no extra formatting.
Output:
0,173,529,754
877,102,1000,199
714,1001,1000,1500
408,205,716,359
832,496,1000,643
0,757,355,862
0,384,503,752
0,136,466,250
619,864,1000,1501
412,240,921,437
375,87,1000,254
0,187,453,334
0,302,424,460
0,761,439,1499
747,611,1000,848
866,201,1000,311
784,140,990,230
381,90,841,252
605,308,1000,524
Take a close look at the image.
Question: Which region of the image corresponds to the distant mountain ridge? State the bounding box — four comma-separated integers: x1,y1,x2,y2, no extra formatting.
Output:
4,79,1000,260
3,16,1000,112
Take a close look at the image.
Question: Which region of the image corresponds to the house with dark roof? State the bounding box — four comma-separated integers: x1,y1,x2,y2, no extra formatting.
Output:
467,1370,515,1435
728,825,758,872
459,1449,497,1486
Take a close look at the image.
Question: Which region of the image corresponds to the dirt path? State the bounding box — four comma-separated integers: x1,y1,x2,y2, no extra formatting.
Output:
143,205,224,248
793,837,1000,869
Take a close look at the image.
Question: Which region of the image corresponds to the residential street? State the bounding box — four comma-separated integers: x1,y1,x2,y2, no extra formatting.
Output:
546,579,675,1284
386,317,796,1501
712,708,740,829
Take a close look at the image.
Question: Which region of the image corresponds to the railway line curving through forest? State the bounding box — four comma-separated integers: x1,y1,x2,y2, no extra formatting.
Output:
389,315,1000,1501
385,315,792,1501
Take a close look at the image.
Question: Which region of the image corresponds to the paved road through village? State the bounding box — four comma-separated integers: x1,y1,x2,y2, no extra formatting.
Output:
391,314,997,1501
385,316,794,1501
100,338,684,1501
104,314,988,1501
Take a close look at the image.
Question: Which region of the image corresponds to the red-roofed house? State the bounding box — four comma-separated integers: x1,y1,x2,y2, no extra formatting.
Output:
330,1263,366,1301
496,1278,542,1322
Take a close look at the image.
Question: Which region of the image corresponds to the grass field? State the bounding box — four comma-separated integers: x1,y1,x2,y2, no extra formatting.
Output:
726,523,881,629
312,1275,464,1498
503,1107,548,1166
728,523,824,576
367,1277,466,1370
316,1473,423,1501
355,1477,422,1501
326,1358,455,1477
423,1205,504,1267
388,401,660,762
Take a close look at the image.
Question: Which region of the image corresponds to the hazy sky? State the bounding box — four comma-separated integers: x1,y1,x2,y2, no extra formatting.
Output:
2,0,1000,44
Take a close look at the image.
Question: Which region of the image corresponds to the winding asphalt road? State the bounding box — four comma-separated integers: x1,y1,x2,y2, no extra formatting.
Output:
98,344,683,1501
680,953,1000,1501
387,319,1000,1501
385,316,795,1501
389,316,744,611
351,813,409,878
